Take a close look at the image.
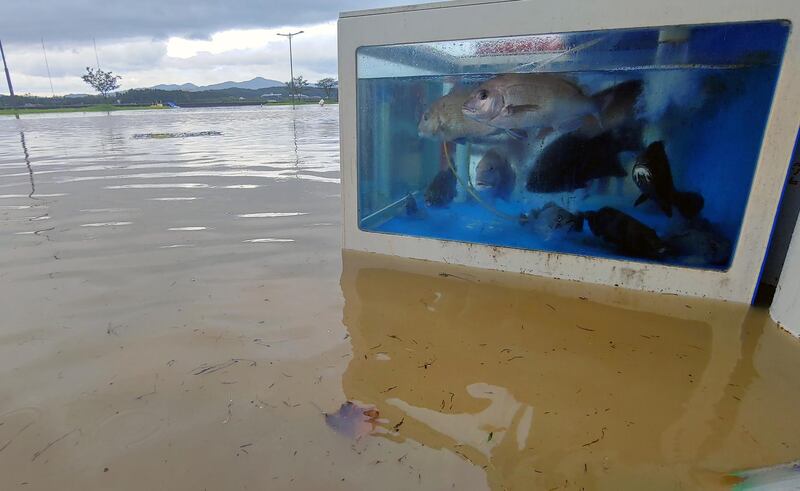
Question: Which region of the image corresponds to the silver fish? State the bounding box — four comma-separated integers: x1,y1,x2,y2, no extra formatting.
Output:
475,150,515,200
521,202,582,239
419,87,504,143
461,73,600,139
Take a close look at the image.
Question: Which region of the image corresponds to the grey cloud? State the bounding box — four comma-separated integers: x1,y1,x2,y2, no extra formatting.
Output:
1,0,412,43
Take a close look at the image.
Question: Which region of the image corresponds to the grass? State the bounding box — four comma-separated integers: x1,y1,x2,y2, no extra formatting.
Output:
0,100,338,115
0,104,166,115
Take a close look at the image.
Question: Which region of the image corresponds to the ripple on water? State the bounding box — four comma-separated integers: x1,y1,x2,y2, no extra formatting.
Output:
80,222,133,227
148,197,201,201
237,212,308,218
242,238,295,243
105,183,210,189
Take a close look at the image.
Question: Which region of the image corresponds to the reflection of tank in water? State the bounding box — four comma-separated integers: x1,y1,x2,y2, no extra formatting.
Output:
337,251,800,489
339,252,738,489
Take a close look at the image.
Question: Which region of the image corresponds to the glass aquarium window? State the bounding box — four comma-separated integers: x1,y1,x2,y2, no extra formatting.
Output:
356,21,791,270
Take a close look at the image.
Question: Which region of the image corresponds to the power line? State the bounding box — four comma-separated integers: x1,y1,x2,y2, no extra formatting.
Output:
277,31,303,108
41,38,55,97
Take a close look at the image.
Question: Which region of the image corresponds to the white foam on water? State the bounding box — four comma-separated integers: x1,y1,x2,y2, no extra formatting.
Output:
242,238,295,243
237,212,308,218
80,222,133,227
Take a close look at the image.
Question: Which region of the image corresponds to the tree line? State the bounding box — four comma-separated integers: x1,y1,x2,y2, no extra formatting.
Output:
1,68,339,108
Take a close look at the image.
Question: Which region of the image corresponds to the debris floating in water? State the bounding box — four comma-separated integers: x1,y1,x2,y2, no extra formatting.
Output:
132,131,222,139
727,460,800,489
324,401,380,439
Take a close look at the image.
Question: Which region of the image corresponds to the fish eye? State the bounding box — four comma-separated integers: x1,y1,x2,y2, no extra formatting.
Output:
423,113,429,121
478,89,489,101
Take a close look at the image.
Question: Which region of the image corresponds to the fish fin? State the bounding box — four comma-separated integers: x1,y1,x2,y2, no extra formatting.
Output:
634,194,648,207
535,127,554,140
506,129,528,140
674,191,704,218
556,116,586,134
558,114,603,136
502,104,540,116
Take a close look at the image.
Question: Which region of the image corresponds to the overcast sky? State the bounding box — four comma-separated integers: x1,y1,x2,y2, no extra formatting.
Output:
0,0,414,96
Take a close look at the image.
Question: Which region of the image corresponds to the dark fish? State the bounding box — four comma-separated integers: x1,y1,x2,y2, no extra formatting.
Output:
632,141,704,218
584,207,667,258
665,219,732,266
591,80,643,130
520,202,583,237
404,193,428,219
425,169,457,207
526,126,640,193
475,150,515,199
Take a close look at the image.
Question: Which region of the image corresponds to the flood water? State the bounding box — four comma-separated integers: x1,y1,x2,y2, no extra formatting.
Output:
1,106,799,490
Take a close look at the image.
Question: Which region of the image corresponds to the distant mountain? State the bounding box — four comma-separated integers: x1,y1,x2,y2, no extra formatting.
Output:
151,77,284,92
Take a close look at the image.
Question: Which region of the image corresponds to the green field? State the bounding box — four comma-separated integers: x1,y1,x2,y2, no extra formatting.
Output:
0,104,166,115
0,101,337,116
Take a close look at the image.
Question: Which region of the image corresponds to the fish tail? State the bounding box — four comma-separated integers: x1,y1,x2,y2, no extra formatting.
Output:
674,191,704,218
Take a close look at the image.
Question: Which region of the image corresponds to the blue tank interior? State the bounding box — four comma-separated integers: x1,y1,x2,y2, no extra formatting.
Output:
356,21,791,270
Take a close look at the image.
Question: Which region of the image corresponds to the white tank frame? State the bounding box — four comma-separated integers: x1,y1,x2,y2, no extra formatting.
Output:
338,0,800,303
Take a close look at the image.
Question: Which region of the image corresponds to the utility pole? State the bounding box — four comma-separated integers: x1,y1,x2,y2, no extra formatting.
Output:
277,31,303,108
0,39,15,105
41,38,55,97
93,37,101,70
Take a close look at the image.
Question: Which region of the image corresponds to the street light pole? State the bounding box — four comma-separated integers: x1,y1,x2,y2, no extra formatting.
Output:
277,31,303,108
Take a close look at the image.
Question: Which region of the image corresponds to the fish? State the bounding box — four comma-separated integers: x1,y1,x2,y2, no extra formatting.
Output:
665,219,732,266
631,141,704,218
474,150,516,199
461,73,604,140
520,202,583,238
425,169,457,207
418,86,503,143
591,80,644,130
403,193,428,219
526,125,641,193
584,207,667,259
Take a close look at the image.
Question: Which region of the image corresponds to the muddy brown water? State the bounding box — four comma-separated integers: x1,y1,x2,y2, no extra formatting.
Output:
1,107,799,490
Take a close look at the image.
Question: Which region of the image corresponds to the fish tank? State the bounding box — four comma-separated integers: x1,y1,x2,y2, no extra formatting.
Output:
354,20,791,271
